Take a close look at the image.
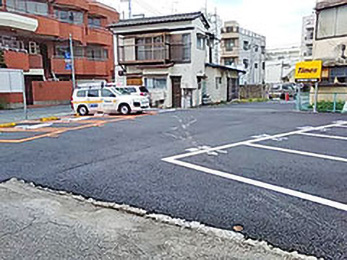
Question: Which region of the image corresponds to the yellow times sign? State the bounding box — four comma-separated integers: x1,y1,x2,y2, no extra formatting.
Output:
295,60,322,81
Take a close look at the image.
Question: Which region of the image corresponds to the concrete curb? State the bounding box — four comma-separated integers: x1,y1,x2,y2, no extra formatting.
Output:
10,178,319,260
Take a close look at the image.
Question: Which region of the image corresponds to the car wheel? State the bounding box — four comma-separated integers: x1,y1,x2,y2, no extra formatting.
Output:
119,104,131,115
77,105,89,116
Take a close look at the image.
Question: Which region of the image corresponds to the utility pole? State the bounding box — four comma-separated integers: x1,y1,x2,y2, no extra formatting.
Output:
69,34,76,90
120,0,132,19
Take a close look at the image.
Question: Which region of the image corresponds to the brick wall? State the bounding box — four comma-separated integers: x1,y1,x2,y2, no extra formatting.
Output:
32,81,73,104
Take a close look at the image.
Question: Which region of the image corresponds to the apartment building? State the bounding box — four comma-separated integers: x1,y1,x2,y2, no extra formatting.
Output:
220,21,266,86
0,0,118,108
301,14,315,60
265,46,301,84
313,0,347,101
109,12,242,108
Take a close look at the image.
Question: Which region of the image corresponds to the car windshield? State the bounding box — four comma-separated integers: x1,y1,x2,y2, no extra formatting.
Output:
125,87,137,93
115,88,131,95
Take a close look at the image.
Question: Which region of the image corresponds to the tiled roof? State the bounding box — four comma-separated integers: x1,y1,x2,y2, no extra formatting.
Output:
108,12,209,29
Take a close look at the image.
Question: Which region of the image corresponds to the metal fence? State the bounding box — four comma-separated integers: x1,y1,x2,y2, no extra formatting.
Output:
296,91,347,113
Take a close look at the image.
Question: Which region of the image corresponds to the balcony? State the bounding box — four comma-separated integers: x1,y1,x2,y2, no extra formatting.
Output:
221,32,239,39
35,16,60,37
118,43,172,65
86,28,113,46
51,58,109,76
3,50,30,71
221,47,239,58
29,54,43,69
54,0,89,10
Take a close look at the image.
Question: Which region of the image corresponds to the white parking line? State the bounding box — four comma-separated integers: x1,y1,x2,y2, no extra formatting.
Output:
167,122,347,161
298,132,347,141
162,158,347,212
246,143,347,163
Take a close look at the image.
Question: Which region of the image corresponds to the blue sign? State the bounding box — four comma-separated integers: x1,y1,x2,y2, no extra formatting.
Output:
65,63,72,70
64,52,71,60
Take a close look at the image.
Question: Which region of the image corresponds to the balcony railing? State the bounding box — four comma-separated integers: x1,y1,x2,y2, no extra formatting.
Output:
119,42,192,64
119,43,170,64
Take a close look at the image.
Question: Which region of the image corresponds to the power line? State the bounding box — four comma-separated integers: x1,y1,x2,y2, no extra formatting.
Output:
132,0,163,16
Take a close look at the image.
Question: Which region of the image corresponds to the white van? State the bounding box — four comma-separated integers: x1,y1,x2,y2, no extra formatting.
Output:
72,85,150,116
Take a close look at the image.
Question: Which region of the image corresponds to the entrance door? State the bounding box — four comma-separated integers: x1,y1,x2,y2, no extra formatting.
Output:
227,77,239,101
171,76,181,108
40,44,51,79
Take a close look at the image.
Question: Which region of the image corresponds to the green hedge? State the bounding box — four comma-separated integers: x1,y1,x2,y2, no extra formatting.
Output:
309,101,345,112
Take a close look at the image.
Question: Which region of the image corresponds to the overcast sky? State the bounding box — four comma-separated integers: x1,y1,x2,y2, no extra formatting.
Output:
99,0,316,48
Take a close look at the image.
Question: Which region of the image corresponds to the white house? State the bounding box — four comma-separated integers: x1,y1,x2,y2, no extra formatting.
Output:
109,12,242,108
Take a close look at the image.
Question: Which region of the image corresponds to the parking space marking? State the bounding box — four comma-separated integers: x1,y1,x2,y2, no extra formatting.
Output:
298,132,347,141
162,157,347,212
162,120,347,212
167,122,347,161
0,113,155,143
245,143,347,163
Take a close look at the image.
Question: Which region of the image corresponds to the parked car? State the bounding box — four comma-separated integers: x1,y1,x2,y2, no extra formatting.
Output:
269,83,296,100
114,85,150,98
72,85,150,116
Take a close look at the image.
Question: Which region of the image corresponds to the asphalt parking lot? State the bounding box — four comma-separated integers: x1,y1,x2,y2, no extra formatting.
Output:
0,102,346,259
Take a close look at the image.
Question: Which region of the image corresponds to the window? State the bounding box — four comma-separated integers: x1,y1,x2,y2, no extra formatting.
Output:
254,63,258,69
6,0,48,15
243,59,249,69
54,9,83,25
139,87,149,93
215,77,222,89
101,89,115,97
262,62,265,70
226,26,233,33
135,36,165,61
88,90,99,97
88,16,102,28
197,34,205,50
28,41,40,54
254,45,259,52
77,90,86,97
86,46,108,60
224,58,235,66
182,34,191,60
55,45,84,58
145,78,167,89
243,41,249,51
317,5,347,39
224,39,235,51
261,46,265,55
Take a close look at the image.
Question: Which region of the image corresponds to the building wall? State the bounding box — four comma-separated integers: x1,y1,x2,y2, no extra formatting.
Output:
220,21,266,85
0,0,119,106
265,46,301,84
204,66,238,103
301,14,315,61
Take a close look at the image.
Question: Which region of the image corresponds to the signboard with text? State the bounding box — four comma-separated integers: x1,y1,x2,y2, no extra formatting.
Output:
295,60,322,82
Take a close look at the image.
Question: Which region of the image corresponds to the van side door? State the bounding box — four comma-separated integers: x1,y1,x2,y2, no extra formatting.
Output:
87,89,102,114
101,88,117,113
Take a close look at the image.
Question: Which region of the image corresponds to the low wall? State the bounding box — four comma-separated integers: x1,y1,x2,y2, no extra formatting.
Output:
240,85,267,99
32,81,73,105
0,93,23,109
309,86,347,104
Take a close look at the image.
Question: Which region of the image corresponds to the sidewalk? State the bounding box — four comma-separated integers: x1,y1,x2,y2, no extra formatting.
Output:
0,179,315,260
0,105,73,124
